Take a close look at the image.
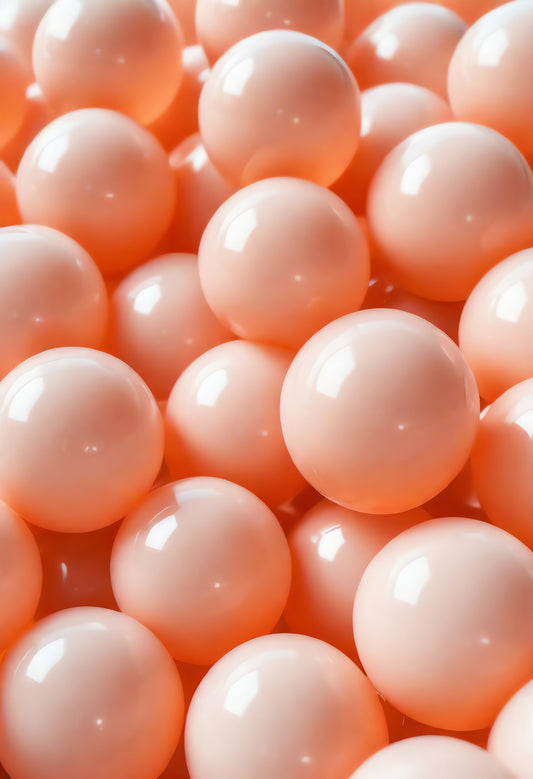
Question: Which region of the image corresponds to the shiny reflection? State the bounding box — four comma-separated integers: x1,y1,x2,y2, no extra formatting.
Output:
515,409,533,438
223,670,259,717
8,377,45,423
197,368,228,407
49,0,82,41
133,283,162,316
223,208,257,253
38,135,69,174
317,525,345,562
400,154,431,196
191,143,208,172
145,513,178,551
495,282,527,324
222,56,254,97
393,556,431,606
477,28,509,67
26,639,65,683
315,346,355,399
375,33,399,61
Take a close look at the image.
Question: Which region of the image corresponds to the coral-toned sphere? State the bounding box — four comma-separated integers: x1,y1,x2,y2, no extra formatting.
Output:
488,680,533,778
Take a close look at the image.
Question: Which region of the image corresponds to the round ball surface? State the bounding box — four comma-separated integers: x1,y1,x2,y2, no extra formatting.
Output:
488,680,533,778
0,347,164,532
198,30,361,187
185,633,389,779
353,518,533,730
280,309,480,513
0,607,184,779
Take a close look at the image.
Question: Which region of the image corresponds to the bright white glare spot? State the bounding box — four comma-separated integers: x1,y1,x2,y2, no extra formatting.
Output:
223,57,254,96
375,32,399,61
477,29,509,67
515,409,533,438
316,346,355,399
496,283,528,324
38,135,70,174
223,208,257,253
26,639,65,683
8,377,45,423
197,368,228,407
317,526,344,562
191,143,208,171
224,671,259,717
133,284,162,316
48,0,82,41
145,514,178,551
400,154,431,196
393,556,431,606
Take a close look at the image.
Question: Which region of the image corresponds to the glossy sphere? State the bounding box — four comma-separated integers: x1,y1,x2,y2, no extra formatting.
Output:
280,309,480,514
351,736,513,778
0,36,27,149
0,347,164,532
16,109,176,275
166,340,305,506
36,523,119,618
0,162,19,225
471,379,533,549
367,122,533,301
185,633,389,779
0,0,53,68
1,82,54,172
354,518,533,730
347,3,466,99
459,249,533,402
448,1,533,160
149,45,210,152
0,500,41,651
167,0,197,45
196,0,344,64
111,477,291,665
284,499,430,658
488,680,533,778
109,253,230,400
198,177,370,350
165,134,235,254
0,225,107,378
199,30,361,187
332,83,452,216
0,607,184,779
33,0,183,125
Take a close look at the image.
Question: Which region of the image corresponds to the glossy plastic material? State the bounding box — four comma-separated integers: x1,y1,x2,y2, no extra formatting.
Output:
0,607,184,779
185,633,389,779
354,518,533,730
0,36,28,149
109,253,230,400
350,736,513,778
167,0,197,45
0,162,20,226
488,680,533,778
16,108,176,275
199,30,361,187
196,0,344,64
1,82,54,172
332,83,452,215
471,378,533,549
33,0,184,125
280,309,480,514
0,0,53,68
165,340,306,507
0,500,42,651
448,2,533,160
347,3,466,98
0,347,164,532
198,177,370,350
0,225,107,378
459,249,533,402
284,499,430,658
111,477,291,665
367,122,533,301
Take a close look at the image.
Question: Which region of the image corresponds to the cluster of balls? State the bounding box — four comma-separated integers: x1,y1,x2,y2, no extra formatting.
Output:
1,0,533,777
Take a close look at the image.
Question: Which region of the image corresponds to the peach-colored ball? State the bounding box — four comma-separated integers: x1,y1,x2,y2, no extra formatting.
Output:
347,3,466,99
33,0,184,125
488,680,533,778
471,378,533,549
0,36,28,149
196,0,344,64
0,607,184,779
0,347,164,532
350,735,513,778
164,134,235,254
367,122,533,301
381,696,490,747
0,500,41,651
111,477,291,665
185,633,389,779
0,225,107,378
332,82,452,216
198,177,370,350
459,249,533,403
448,1,533,161
284,499,430,659
199,30,361,187
0,0,53,69
148,45,209,153
280,309,480,514
354,517,533,730
166,0,197,45
16,108,176,275
0,161,20,226
109,253,230,400
424,461,486,521
165,340,307,506
1,82,54,173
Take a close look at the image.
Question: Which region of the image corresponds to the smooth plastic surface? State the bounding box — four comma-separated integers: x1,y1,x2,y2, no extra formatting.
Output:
1,82,53,172
199,30,361,187
0,162,20,225
185,633,389,779
488,680,533,778
0,347,164,532
0,607,184,779
198,177,370,349
0,36,28,149
354,518,533,730
0,0,53,68
280,309,480,513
